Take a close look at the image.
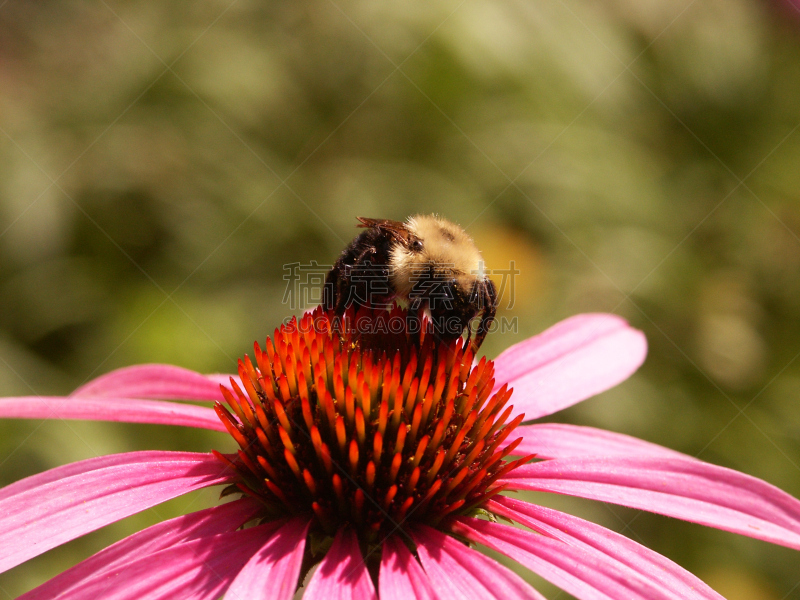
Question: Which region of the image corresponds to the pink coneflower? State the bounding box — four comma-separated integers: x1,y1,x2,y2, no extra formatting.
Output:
1,306,799,599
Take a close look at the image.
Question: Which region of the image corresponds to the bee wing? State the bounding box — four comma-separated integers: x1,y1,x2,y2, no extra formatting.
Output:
356,217,412,244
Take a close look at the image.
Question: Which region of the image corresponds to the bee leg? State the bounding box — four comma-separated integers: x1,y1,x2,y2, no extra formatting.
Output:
323,262,344,312
406,299,425,346
355,246,377,262
471,279,497,353
335,265,353,315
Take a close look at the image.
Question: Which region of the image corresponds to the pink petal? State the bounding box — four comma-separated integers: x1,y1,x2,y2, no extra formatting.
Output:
501,456,800,550
493,314,647,421
379,535,439,600
0,451,233,573
19,498,264,600
52,523,278,600
224,517,310,600
412,525,546,600
72,364,224,401
506,423,685,460
304,528,377,600
454,517,675,600
0,453,134,501
0,396,226,431
489,496,722,600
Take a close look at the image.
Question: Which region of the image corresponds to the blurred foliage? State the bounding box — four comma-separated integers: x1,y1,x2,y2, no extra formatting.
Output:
2,0,800,597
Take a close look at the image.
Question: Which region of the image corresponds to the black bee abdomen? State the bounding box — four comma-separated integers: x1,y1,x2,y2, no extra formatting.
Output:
323,227,396,314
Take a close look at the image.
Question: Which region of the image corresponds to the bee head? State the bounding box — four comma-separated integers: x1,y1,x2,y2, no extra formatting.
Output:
389,214,486,297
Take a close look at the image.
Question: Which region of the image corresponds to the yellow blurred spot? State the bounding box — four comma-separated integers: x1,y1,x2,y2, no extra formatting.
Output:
471,224,546,312
702,567,778,600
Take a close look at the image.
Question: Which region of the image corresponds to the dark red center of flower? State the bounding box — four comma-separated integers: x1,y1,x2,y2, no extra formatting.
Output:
213,305,528,543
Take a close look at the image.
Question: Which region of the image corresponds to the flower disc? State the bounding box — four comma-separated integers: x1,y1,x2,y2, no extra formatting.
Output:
213,305,529,544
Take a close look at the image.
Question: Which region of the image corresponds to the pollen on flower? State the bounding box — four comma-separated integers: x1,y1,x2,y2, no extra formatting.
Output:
212,305,530,544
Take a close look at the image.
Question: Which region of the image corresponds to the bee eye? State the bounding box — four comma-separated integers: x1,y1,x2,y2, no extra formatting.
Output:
410,240,423,252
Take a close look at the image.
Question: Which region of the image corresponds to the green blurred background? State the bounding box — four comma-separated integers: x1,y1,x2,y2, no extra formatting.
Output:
2,0,800,597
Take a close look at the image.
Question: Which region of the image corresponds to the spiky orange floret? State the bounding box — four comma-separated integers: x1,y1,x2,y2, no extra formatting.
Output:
213,305,530,542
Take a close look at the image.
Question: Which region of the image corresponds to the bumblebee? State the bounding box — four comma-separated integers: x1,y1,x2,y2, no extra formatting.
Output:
323,215,497,350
